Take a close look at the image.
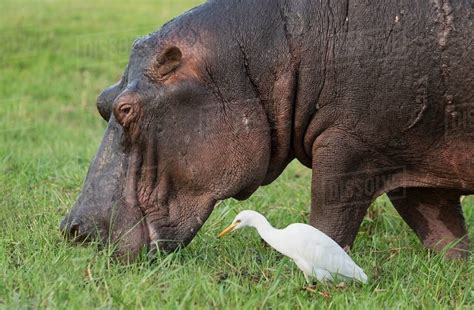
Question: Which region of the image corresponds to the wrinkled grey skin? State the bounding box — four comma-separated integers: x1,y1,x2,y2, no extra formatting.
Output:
61,0,474,261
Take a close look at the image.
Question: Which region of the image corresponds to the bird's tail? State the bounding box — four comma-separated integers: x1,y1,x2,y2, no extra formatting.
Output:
354,266,368,284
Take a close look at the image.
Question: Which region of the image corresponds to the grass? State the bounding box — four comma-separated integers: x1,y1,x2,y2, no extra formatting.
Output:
0,0,473,308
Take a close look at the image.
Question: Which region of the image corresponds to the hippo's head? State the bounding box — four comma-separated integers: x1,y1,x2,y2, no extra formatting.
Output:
60,25,272,261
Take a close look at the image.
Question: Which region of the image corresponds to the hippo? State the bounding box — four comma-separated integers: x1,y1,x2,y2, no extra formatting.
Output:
60,0,474,261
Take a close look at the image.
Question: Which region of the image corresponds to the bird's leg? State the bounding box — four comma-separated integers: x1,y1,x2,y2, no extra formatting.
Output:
309,129,396,248
302,274,319,292
388,187,470,258
303,273,311,284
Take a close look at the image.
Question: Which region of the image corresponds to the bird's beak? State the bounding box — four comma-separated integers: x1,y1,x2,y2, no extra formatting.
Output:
218,223,238,238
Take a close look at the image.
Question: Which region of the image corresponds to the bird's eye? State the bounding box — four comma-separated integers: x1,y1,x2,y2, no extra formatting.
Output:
236,220,241,223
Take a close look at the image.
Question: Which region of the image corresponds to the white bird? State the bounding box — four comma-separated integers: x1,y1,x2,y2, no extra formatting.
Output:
218,210,368,284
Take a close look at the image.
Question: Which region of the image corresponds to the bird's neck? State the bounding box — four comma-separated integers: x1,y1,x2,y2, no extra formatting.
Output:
251,217,287,253
252,216,274,238
251,216,298,258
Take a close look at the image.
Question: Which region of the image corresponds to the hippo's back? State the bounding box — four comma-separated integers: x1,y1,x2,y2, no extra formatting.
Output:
295,0,473,144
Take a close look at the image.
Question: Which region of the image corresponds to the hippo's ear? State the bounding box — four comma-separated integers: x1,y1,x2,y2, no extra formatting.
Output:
155,46,182,78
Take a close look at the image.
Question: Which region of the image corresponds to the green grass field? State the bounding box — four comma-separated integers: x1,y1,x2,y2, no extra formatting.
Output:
0,1,473,308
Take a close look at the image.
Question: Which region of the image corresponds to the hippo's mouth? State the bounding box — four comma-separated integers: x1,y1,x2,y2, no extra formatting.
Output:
140,198,217,256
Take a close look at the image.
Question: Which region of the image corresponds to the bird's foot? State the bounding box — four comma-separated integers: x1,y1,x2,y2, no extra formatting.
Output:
302,283,332,299
302,278,319,292
303,284,317,293
336,282,347,289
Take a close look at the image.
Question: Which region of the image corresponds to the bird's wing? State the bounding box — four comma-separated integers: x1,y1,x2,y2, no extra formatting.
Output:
284,224,367,283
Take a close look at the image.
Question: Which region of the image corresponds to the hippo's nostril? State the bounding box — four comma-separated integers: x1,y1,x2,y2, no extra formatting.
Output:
69,221,81,238
60,218,90,242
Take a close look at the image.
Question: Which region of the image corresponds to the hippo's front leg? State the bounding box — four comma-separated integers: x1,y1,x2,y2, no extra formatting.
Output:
309,129,386,248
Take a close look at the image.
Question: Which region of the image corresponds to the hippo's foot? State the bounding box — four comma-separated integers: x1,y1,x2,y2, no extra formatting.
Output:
388,188,470,258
